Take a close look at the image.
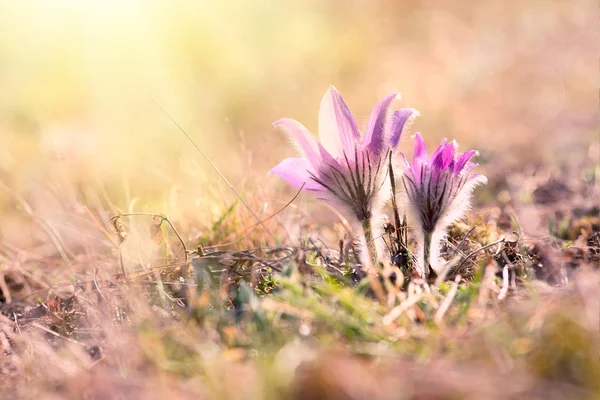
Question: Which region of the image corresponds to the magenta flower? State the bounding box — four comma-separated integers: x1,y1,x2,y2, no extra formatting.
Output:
400,133,487,277
271,86,419,268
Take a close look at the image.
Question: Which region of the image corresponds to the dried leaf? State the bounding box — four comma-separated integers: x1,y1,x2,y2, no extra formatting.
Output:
112,217,128,243
150,216,164,245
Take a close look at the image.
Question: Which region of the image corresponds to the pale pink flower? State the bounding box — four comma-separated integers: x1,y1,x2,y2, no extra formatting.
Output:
271,87,418,268
400,133,487,277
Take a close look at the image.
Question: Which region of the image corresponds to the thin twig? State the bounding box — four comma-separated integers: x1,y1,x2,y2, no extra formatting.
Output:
153,100,276,243
242,183,305,232
433,255,461,287
13,313,22,335
31,322,86,347
109,213,188,262
454,226,476,254
498,265,510,301
201,183,305,250
0,180,72,265
444,241,477,269
92,267,108,304
308,238,325,263
434,275,461,325
383,292,425,325
235,253,283,272
124,260,195,279
455,237,506,270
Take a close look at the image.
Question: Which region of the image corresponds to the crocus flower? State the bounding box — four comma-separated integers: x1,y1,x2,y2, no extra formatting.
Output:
271,86,419,269
400,133,487,277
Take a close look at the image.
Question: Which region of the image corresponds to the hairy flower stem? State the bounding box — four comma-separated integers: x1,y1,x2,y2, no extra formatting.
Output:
423,230,432,278
362,219,379,269
362,218,386,304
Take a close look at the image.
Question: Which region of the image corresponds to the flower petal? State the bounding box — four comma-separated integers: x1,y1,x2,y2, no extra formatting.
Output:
362,92,400,156
411,133,429,186
274,118,331,169
318,86,361,158
442,140,457,168
462,162,478,174
454,150,477,173
270,157,322,191
389,108,420,148
412,133,428,164
398,151,417,187
431,138,456,170
398,151,412,170
468,173,488,185
431,138,447,168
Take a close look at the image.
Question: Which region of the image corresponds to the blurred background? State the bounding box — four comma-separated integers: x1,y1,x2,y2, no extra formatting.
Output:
0,0,596,252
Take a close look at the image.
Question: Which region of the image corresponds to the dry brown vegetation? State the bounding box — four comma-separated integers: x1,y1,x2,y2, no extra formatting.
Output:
0,1,598,399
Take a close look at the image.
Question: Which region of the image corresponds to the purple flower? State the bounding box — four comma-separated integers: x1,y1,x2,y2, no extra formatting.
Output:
271,86,419,268
400,133,487,277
